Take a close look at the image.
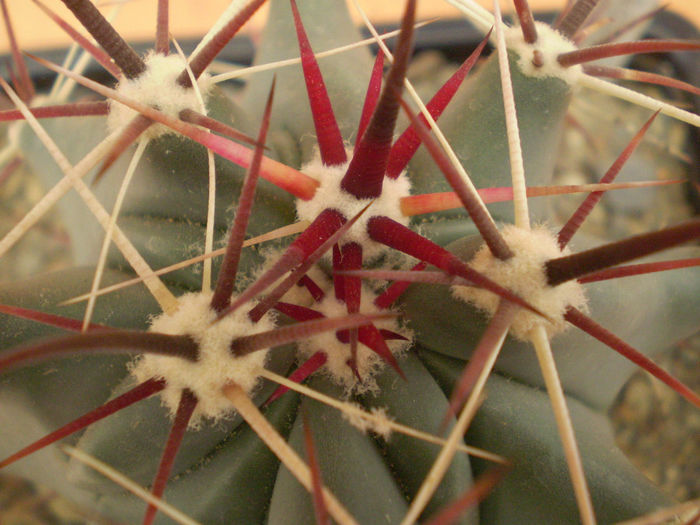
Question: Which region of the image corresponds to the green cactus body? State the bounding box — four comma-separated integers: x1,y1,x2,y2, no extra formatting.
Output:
408,49,571,239
0,1,698,524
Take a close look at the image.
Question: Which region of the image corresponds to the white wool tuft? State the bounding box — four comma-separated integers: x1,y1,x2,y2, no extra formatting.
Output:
296,151,412,262
452,225,587,341
107,52,212,139
506,22,582,84
342,404,394,440
296,283,411,393
130,291,275,425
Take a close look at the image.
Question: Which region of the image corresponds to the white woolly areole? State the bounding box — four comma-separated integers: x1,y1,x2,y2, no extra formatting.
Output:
296,284,411,394
452,225,587,341
342,405,393,440
107,52,212,139
505,22,582,84
130,291,275,424
295,151,411,262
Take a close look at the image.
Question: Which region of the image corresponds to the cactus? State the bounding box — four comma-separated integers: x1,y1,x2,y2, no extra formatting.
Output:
0,0,699,523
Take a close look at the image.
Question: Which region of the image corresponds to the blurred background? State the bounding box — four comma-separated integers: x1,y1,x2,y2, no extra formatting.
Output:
1,0,698,53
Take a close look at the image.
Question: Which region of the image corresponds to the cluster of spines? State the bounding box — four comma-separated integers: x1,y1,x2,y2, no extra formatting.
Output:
0,0,698,524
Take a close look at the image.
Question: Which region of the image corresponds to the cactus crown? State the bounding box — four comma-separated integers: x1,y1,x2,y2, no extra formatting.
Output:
0,0,699,524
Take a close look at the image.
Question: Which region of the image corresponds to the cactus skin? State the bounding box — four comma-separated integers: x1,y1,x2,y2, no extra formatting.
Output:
0,1,698,523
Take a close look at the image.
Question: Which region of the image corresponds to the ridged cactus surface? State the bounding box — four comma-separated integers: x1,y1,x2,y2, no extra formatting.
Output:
0,1,698,524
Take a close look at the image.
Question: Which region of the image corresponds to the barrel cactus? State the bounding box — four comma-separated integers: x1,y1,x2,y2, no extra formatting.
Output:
0,0,698,523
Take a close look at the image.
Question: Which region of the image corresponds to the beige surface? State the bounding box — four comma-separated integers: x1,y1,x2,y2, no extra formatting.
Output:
0,1,698,54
